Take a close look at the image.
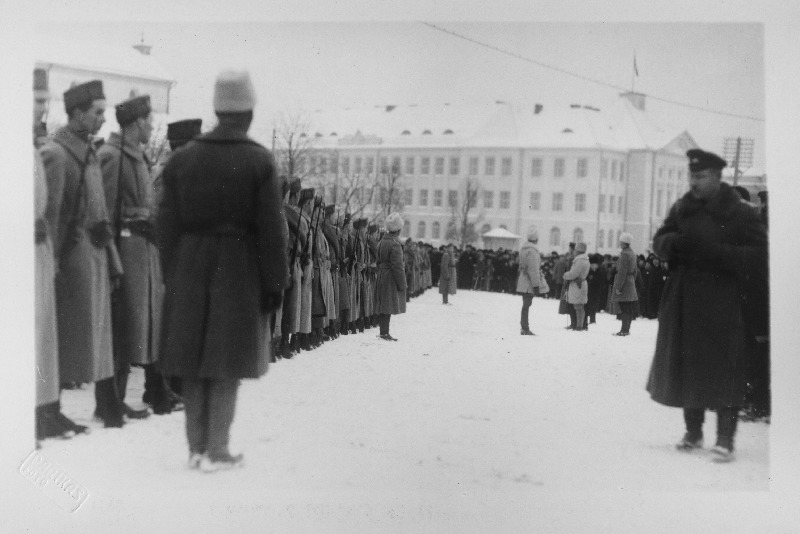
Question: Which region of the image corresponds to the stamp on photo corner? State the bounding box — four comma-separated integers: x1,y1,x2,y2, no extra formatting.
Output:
18,450,89,513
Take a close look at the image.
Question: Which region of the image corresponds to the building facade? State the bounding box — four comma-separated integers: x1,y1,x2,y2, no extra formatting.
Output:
289,93,699,254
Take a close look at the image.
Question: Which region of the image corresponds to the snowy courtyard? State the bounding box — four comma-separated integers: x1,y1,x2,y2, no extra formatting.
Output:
18,289,783,532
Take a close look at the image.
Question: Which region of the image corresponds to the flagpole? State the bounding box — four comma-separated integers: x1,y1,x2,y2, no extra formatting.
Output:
631,51,636,92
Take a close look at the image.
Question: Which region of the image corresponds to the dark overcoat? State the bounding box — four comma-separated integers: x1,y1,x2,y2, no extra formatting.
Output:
374,233,407,315
41,127,114,384
157,126,289,380
646,183,767,408
586,264,607,315
99,133,163,366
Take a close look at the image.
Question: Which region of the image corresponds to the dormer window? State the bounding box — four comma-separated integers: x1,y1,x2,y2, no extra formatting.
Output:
401,130,411,135
422,129,432,135
562,128,573,133
443,129,454,135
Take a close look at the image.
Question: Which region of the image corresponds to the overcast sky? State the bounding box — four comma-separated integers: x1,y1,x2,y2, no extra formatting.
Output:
35,20,765,170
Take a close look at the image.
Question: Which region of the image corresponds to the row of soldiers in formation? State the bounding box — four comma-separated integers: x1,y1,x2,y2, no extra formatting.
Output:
273,180,434,358
32,70,437,446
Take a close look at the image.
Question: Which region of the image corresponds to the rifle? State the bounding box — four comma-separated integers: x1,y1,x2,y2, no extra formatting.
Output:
301,195,322,268
288,187,315,273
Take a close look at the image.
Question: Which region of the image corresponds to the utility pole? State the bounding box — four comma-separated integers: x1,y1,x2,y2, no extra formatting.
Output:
723,137,754,187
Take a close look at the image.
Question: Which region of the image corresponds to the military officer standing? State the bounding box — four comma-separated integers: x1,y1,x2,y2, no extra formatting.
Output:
646,149,767,462
41,80,119,429
97,94,164,420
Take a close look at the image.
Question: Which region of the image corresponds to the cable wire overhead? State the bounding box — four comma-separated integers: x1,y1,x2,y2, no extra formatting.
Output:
419,21,764,122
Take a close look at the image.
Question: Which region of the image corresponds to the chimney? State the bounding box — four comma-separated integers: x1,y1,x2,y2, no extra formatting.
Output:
620,91,646,111
132,33,151,55
534,103,543,114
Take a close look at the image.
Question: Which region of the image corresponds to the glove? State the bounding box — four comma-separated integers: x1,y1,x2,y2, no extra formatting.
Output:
261,291,283,313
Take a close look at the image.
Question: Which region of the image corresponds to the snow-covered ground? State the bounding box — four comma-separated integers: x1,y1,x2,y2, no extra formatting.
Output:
11,289,796,533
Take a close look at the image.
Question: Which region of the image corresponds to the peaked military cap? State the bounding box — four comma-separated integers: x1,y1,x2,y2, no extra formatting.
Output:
367,223,378,234
353,218,368,230
687,149,727,172
167,118,202,141
116,94,152,127
63,80,105,114
323,204,336,217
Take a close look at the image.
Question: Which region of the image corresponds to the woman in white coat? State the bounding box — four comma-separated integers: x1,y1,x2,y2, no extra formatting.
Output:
563,242,590,331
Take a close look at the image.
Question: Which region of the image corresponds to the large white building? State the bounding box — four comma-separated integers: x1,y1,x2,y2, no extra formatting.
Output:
295,92,700,254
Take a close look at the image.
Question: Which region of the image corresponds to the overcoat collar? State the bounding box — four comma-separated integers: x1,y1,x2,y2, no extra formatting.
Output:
676,181,740,221
52,126,93,164
197,124,262,146
107,132,144,162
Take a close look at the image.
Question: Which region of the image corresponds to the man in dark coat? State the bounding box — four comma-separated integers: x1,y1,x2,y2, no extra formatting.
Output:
585,254,607,325
157,71,289,471
646,148,767,463
375,213,407,340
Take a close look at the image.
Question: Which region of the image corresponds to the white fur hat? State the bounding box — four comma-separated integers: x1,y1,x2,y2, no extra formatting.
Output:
384,212,404,233
214,70,256,112
619,232,633,245
526,226,539,242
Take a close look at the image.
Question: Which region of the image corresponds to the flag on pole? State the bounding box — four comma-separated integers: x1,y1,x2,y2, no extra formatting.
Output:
634,54,639,76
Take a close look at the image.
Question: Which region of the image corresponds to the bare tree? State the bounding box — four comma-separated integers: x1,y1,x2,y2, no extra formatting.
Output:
446,177,482,247
372,158,406,223
273,110,316,180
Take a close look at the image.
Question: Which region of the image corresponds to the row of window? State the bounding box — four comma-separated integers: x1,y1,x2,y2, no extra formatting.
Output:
303,155,628,180
399,189,624,214
658,166,685,182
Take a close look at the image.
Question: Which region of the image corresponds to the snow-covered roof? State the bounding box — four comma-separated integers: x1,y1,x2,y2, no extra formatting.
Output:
306,96,689,152
35,35,174,83
482,228,521,239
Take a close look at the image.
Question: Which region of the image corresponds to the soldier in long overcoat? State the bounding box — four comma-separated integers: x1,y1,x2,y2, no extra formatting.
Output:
41,80,117,430
375,213,406,340
645,149,767,462
563,242,590,330
33,68,75,440
322,206,341,338
516,227,542,335
338,215,353,335
157,71,288,471
98,94,165,420
611,233,638,336
439,244,457,304
280,180,308,356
